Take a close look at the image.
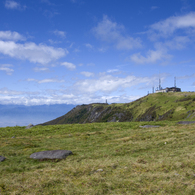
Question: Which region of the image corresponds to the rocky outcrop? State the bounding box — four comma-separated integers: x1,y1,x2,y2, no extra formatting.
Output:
0,156,6,162
177,121,195,125
30,150,72,160
25,124,34,129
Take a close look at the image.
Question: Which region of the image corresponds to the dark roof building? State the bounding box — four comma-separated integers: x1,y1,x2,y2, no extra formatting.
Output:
155,77,181,93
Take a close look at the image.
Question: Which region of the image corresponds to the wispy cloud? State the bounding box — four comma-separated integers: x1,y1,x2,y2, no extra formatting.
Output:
33,67,50,72
73,74,158,94
107,69,119,73
27,78,64,84
130,48,172,64
0,89,141,105
53,30,66,38
85,43,93,49
5,0,26,10
0,64,14,75
87,63,95,66
178,73,195,80
131,12,195,65
151,6,159,10
149,12,195,38
80,71,94,77
0,31,25,41
61,62,76,70
92,15,142,50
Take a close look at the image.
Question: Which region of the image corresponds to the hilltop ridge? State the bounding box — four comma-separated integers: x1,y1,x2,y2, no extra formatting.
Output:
40,92,195,125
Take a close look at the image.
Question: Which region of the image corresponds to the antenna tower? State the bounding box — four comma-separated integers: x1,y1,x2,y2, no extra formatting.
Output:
159,78,161,90
174,77,176,88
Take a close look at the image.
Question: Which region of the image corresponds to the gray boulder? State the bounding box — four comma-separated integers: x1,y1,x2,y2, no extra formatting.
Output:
177,121,195,125
30,150,72,160
0,156,6,162
25,124,34,129
140,125,160,128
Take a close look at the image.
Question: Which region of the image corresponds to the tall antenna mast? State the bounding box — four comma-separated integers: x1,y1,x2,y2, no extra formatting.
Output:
159,78,161,90
159,72,161,90
174,77,176,88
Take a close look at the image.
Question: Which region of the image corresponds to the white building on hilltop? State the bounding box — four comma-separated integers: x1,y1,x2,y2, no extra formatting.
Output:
155,77,181,93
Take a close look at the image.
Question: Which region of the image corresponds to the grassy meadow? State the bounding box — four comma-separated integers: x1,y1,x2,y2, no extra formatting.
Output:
1,121,195,194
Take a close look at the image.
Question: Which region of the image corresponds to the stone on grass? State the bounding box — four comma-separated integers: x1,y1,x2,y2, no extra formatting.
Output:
30,150,72,160
25,124,34,129
139,125,160,128
177,121,195,125
0,156,6,162
96,169,103,172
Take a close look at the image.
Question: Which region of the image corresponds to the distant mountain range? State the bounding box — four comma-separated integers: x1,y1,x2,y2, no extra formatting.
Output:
40,92,195,126
0,104,76,127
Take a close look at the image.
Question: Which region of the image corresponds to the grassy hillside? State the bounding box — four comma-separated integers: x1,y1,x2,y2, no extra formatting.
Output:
1,121,195,194
41,92,195,125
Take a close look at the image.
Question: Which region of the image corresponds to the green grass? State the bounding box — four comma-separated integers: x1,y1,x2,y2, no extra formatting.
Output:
1,121,195,194
120,92,195,121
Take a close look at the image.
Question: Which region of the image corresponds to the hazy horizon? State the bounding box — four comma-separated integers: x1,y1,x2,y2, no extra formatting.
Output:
0,104,76,127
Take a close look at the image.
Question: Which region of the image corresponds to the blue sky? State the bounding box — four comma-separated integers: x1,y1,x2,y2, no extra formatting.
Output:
0,0,195,105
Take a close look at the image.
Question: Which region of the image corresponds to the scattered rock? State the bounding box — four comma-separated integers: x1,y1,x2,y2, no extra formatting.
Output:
177,121,195,125
139,125,160,128
96,169,103,172
30,150,72,160
25,124,34,129
0,156,6,162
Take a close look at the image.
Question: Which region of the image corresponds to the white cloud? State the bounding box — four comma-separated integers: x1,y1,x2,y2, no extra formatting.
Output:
38,79,64,83
98,47,107,52
73,48,81,52
27,78,64,83
149,12,195,37
85,43,93,49
74,74,157,93
53,30,66,38
107,69,119,73
178,73,195,80
43,10,59,18
0,87,38,95
164,36,190,50
130,48,172,64
0,31,25,41
61,62,76,70
132,13,195,65
0,85,142,105
0,64,14,75
151,6,158,10
0,92,140,105
87,63,95,66
0,73,162,106
80,71,94,77
33,67,50,72
5,0,26,10
92,15,142,50
0,40,67,64
48,39,62,44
